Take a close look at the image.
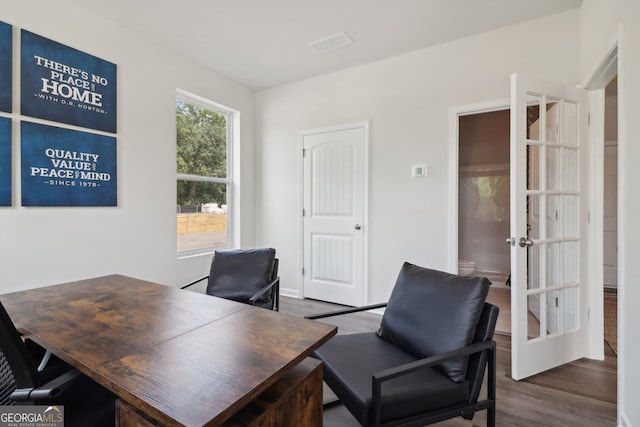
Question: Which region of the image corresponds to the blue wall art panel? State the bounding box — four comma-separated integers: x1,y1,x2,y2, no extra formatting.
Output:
0,21,11,113
0,117,10,206
21,30,117,133
21,122,117,206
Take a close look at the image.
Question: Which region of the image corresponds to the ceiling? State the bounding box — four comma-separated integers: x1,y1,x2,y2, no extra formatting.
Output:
67,0,583,91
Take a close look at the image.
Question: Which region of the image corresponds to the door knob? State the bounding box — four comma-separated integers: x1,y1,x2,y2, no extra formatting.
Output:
519,237,534,248
354,224,361,230
505,237,516,246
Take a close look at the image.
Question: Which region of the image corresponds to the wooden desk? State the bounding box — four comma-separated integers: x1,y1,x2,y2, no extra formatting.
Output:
1,275,336,426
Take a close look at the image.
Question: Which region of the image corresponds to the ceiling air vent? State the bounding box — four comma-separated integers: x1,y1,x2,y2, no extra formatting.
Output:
309,32,353,54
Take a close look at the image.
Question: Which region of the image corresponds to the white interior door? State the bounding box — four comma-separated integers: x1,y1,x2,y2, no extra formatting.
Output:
302,124,367,306
509,74,589,380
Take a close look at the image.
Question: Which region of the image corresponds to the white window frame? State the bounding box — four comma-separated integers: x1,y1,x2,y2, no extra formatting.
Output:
176,89,236,257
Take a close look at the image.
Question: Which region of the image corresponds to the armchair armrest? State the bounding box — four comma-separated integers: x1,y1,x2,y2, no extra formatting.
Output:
371,339,496,425
249,276,280,303
37,350,52,372
304,302,387,320
11,369,82,402
23,338,54,372
180,275,209,290
373,339,495,382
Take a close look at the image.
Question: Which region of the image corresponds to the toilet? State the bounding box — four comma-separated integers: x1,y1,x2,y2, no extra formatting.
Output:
458,259,477,276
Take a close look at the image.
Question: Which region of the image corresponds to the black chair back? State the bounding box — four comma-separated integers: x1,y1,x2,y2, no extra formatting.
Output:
269,258,280,311
207,248,278,309
308,264,499,427
0,351,14,405
0,302,117,426
466,303,499,404
0,302,39,404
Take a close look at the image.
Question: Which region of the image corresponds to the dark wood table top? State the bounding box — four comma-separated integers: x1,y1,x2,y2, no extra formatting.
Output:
1,274,336,426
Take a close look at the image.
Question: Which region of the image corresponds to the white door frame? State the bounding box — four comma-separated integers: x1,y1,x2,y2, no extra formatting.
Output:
298,121,369,304
448,100,510,274
583,32,619,361
582,25,624,424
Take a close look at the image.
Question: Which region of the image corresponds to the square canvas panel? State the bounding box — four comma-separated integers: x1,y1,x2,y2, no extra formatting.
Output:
21,121,117,206
0,117,10,206
0,21,11,113
21,29,117,133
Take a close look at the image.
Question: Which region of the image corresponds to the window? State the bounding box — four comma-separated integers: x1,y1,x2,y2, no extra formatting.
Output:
176,91,234,254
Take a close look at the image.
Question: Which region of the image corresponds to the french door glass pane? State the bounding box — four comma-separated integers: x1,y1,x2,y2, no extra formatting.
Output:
547,146,561,191
527,145,541,190
547,195,560,238
545,99,559,143
563,148,578,192
563,102,578,147
526,94,541,141
527,194,541,240
563,195,579,237
546,242,560,288
563,241,578,284
546,290,560,335
528,244,541,290
527,294,541,340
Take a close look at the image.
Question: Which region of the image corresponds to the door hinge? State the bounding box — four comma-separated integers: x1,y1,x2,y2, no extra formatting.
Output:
302,148,307,157
302,267,305,276
302,209,305,217
588,112,591,126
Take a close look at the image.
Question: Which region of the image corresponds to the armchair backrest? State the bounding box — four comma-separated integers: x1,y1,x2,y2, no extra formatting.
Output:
269,258,280,311
0,301,39,404
466,302,499,403
377,263,491,382
206,248,278,309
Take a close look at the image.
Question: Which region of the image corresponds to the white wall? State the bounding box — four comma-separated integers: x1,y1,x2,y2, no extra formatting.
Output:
580,1,640,425
0,0,257,292
255,11,580,303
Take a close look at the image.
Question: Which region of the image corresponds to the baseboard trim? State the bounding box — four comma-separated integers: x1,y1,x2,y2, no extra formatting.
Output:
619,411,631,427
280,288,301,299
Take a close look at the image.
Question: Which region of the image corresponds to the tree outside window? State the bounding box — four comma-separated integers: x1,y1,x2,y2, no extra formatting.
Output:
176,93,233,253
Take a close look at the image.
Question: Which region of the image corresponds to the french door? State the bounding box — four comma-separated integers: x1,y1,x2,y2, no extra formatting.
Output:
509,74,589,380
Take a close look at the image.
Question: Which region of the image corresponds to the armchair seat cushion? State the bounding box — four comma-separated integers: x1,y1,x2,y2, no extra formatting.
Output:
313,332,469,426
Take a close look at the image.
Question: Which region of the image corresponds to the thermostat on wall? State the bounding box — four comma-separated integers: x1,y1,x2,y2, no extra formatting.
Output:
412,165,427,177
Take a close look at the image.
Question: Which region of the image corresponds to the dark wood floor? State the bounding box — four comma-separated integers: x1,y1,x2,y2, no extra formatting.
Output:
280,297,618,427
